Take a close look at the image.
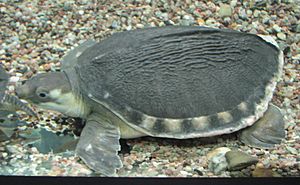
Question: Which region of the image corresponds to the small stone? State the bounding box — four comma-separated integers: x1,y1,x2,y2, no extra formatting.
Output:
6,145,20,154
78,10,84,15
218,4,232,17
205,18,218,27
9,76,19,83
207,147,231,160
230,0,238,8
136,24,144,29
207,147,231,174
273,24,282,33
246,10,252,16
15,11,23,17
277,32,286,40
238,8,247,20
180,170,189,176
286,146,298,155
110,21,119,29
2,152,8,158
252,167,282,177
225,150,258,171
197,18,205,25
253,10,260,17
295,24,300,33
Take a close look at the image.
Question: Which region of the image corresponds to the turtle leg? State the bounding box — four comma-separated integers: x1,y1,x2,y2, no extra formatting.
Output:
239,104,285,149
75,114,122,176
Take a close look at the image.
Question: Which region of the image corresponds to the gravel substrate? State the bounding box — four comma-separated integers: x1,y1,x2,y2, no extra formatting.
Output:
0,0,299,177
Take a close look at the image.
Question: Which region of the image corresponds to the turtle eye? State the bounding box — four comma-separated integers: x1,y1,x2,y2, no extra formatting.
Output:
38,92,48,98
36,87,49,98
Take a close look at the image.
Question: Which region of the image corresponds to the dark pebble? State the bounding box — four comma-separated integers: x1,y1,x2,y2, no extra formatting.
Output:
194,169,203,176
5,52,12,57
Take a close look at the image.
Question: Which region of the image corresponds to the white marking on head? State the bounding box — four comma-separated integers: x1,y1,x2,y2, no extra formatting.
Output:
163,119,183,132
40,91,89,118
191,116,210,130
217,111,233,123
140,115,157,130
49,89,62,99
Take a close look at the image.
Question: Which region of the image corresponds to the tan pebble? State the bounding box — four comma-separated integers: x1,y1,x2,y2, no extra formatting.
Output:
43,64,51,71
256,162,264,168
206,147,231,160
207,172,214,176
2,152,8,158
197,18,205,25
252,168,282,177
164,169,174,176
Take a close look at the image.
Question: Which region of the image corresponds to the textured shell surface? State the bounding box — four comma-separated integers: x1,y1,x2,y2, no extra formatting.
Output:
66,26,283,138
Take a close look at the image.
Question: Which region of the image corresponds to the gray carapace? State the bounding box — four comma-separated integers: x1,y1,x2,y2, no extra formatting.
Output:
16,26,285,176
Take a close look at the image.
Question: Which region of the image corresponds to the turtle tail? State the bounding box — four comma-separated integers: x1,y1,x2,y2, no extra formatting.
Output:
1,94,38,118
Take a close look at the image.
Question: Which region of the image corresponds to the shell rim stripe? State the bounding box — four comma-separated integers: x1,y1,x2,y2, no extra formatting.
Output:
156,49,283,139
87,37,283,139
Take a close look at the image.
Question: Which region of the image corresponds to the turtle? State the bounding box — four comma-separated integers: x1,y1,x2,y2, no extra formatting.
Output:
15,26,285,176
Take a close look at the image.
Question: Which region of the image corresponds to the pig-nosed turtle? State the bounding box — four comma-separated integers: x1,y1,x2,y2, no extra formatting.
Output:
16,26,285,176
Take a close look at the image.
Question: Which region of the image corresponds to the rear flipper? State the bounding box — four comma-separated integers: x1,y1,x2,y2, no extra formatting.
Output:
75,114,122,176
239,104,285,149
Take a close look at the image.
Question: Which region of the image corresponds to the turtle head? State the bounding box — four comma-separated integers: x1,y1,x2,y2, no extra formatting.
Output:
16,72,88,118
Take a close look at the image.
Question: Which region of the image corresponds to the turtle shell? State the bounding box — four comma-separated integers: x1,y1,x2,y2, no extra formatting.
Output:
66,26,283,138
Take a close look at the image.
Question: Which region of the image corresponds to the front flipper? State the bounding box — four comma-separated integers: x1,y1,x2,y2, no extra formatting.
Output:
75,115,122,176
239,104,285,149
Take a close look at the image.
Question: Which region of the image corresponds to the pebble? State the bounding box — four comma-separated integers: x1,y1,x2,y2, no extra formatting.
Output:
252,167,282,177
253,10,260,17
6,145,20,154
78,10,84,15
205,18,219,27
286,146,298,155
110,21,119,29
295,24,300,33
207,147,231,174
218,4,232,17
207,147,231,160
273,24,282,33
230,0,238,8
238,8,248,20
225,150,258,171
2,152,8,158
9,76,20,83
277,32,287,40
